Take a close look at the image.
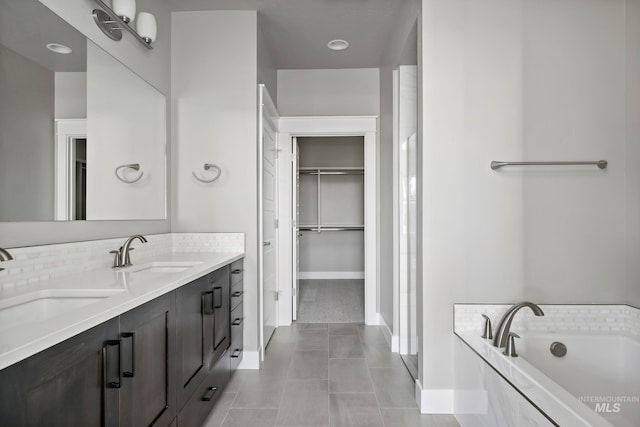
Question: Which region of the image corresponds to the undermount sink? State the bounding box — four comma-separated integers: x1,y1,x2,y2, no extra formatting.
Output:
0,289,124,329
124,261,203,274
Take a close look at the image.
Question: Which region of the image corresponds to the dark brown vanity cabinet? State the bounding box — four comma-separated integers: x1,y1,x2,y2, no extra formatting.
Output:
119,292,176,427
0,260,243,427
176,265,232,426
229,259,244,370
0,292,176,427
0,318,120,427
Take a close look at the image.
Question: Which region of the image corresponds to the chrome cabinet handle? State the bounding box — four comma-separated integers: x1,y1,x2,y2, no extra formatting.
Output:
231,349,242,358
232,318,243,326
263,241,271,246
232,269,242,274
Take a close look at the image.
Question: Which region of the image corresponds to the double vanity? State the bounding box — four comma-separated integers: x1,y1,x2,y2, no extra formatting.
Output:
0,233,244,426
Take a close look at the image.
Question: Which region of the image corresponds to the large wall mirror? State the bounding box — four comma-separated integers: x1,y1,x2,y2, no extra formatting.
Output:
0,0,166,222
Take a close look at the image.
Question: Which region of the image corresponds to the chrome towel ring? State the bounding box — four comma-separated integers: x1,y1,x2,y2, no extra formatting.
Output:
115,163,144,184
192,163,222,183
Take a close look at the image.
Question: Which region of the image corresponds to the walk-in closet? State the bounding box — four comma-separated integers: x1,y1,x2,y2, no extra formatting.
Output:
296,136,365,323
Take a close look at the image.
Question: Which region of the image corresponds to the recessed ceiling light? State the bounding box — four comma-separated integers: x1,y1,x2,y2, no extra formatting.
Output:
327,39,349,51
46,43,72,54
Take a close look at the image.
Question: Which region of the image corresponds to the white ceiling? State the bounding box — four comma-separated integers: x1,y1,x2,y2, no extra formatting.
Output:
0,0,86,72
168,0,417,69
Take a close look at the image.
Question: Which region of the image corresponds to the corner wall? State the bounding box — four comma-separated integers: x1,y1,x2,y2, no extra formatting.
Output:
171,11,260,358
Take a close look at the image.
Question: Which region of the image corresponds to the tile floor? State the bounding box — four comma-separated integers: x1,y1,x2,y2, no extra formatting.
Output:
204,323,460,427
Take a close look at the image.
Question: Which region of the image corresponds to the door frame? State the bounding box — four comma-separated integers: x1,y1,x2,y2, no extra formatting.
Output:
54,119,86,221
277,116,378,325
258,84,280,360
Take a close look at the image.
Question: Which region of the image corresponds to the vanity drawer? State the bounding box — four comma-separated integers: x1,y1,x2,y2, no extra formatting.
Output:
230,302,243,371
231,282,243,310
177,353,229,427
230,259,243,286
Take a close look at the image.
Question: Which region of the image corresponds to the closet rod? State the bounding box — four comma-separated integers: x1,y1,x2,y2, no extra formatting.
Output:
299,171,364,175
299,226,364,232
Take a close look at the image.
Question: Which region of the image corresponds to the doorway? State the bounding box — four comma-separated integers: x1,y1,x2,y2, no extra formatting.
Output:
277,116,378,326
295,136,365,323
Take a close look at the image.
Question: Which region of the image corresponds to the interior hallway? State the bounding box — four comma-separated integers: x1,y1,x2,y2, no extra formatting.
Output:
204,323,459,427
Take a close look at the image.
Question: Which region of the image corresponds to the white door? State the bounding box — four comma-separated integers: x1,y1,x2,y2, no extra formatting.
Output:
262,110,278,347
292,138,300,320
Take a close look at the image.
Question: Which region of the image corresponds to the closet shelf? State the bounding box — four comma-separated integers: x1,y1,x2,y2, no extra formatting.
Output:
299,225,364,232
299,166,364,175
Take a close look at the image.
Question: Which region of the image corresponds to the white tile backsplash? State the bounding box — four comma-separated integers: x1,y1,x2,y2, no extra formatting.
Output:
454,303,640,338
0,233,244,294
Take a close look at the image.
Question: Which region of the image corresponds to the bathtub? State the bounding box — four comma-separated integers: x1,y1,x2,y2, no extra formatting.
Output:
453,304,640,427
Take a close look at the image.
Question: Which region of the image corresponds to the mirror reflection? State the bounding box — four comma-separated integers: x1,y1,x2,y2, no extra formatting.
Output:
0,0,166,222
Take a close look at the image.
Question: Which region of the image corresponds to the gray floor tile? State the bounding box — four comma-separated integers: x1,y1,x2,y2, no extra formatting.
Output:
329,358,374,393
296,329,329,350
289,350,329,379
226,371,250,393
261,345,294,374
361,342,404,368
222,408,279,427
382,408,460,427
329,393,383,427
356,325,388,344
276,379,329,426
329,334,365,358
300,323,329,330
369,367,416,408
203,392,236,427
329,323,360,335
232,370,286,409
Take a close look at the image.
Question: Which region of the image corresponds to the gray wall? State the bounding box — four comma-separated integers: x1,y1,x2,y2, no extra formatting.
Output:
257,16,277,105
417,0,637,398
171,11,260,354
0,0,172,248
54,72,86,119
0,44,55,221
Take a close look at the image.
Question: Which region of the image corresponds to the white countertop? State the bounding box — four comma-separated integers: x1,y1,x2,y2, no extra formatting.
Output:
0,251,243,371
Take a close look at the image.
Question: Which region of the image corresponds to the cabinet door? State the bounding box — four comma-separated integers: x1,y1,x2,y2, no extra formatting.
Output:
211,265,230,362
0,318,120,427
119,292,176,427
176,275,214,408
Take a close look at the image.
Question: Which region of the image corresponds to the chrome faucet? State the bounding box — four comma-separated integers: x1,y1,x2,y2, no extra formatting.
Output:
0,248,14,272
493,302,544,348
110,235,147,268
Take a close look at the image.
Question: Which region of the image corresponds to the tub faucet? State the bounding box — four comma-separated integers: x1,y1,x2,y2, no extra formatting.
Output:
493,301,544,348
0,247,14,272
111,235,147,268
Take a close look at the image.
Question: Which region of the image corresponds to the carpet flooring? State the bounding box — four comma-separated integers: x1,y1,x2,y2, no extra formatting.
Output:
297,279,364,323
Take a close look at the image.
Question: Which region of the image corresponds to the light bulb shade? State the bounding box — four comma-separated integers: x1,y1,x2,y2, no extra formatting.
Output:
136,12,157,44
112,0,136,23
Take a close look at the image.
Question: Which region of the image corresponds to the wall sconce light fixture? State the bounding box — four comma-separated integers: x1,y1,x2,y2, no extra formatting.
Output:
92,0,155,50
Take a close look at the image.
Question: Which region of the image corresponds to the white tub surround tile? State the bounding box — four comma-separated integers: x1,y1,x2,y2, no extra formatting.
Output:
453,303,638,426
0,233,244,370
454,338,555,427
454,304,640,338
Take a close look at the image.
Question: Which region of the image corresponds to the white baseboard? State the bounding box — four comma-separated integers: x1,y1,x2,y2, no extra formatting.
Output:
415,380,454,414
236,350,260,370
377,313,399,352
298,271,365,280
